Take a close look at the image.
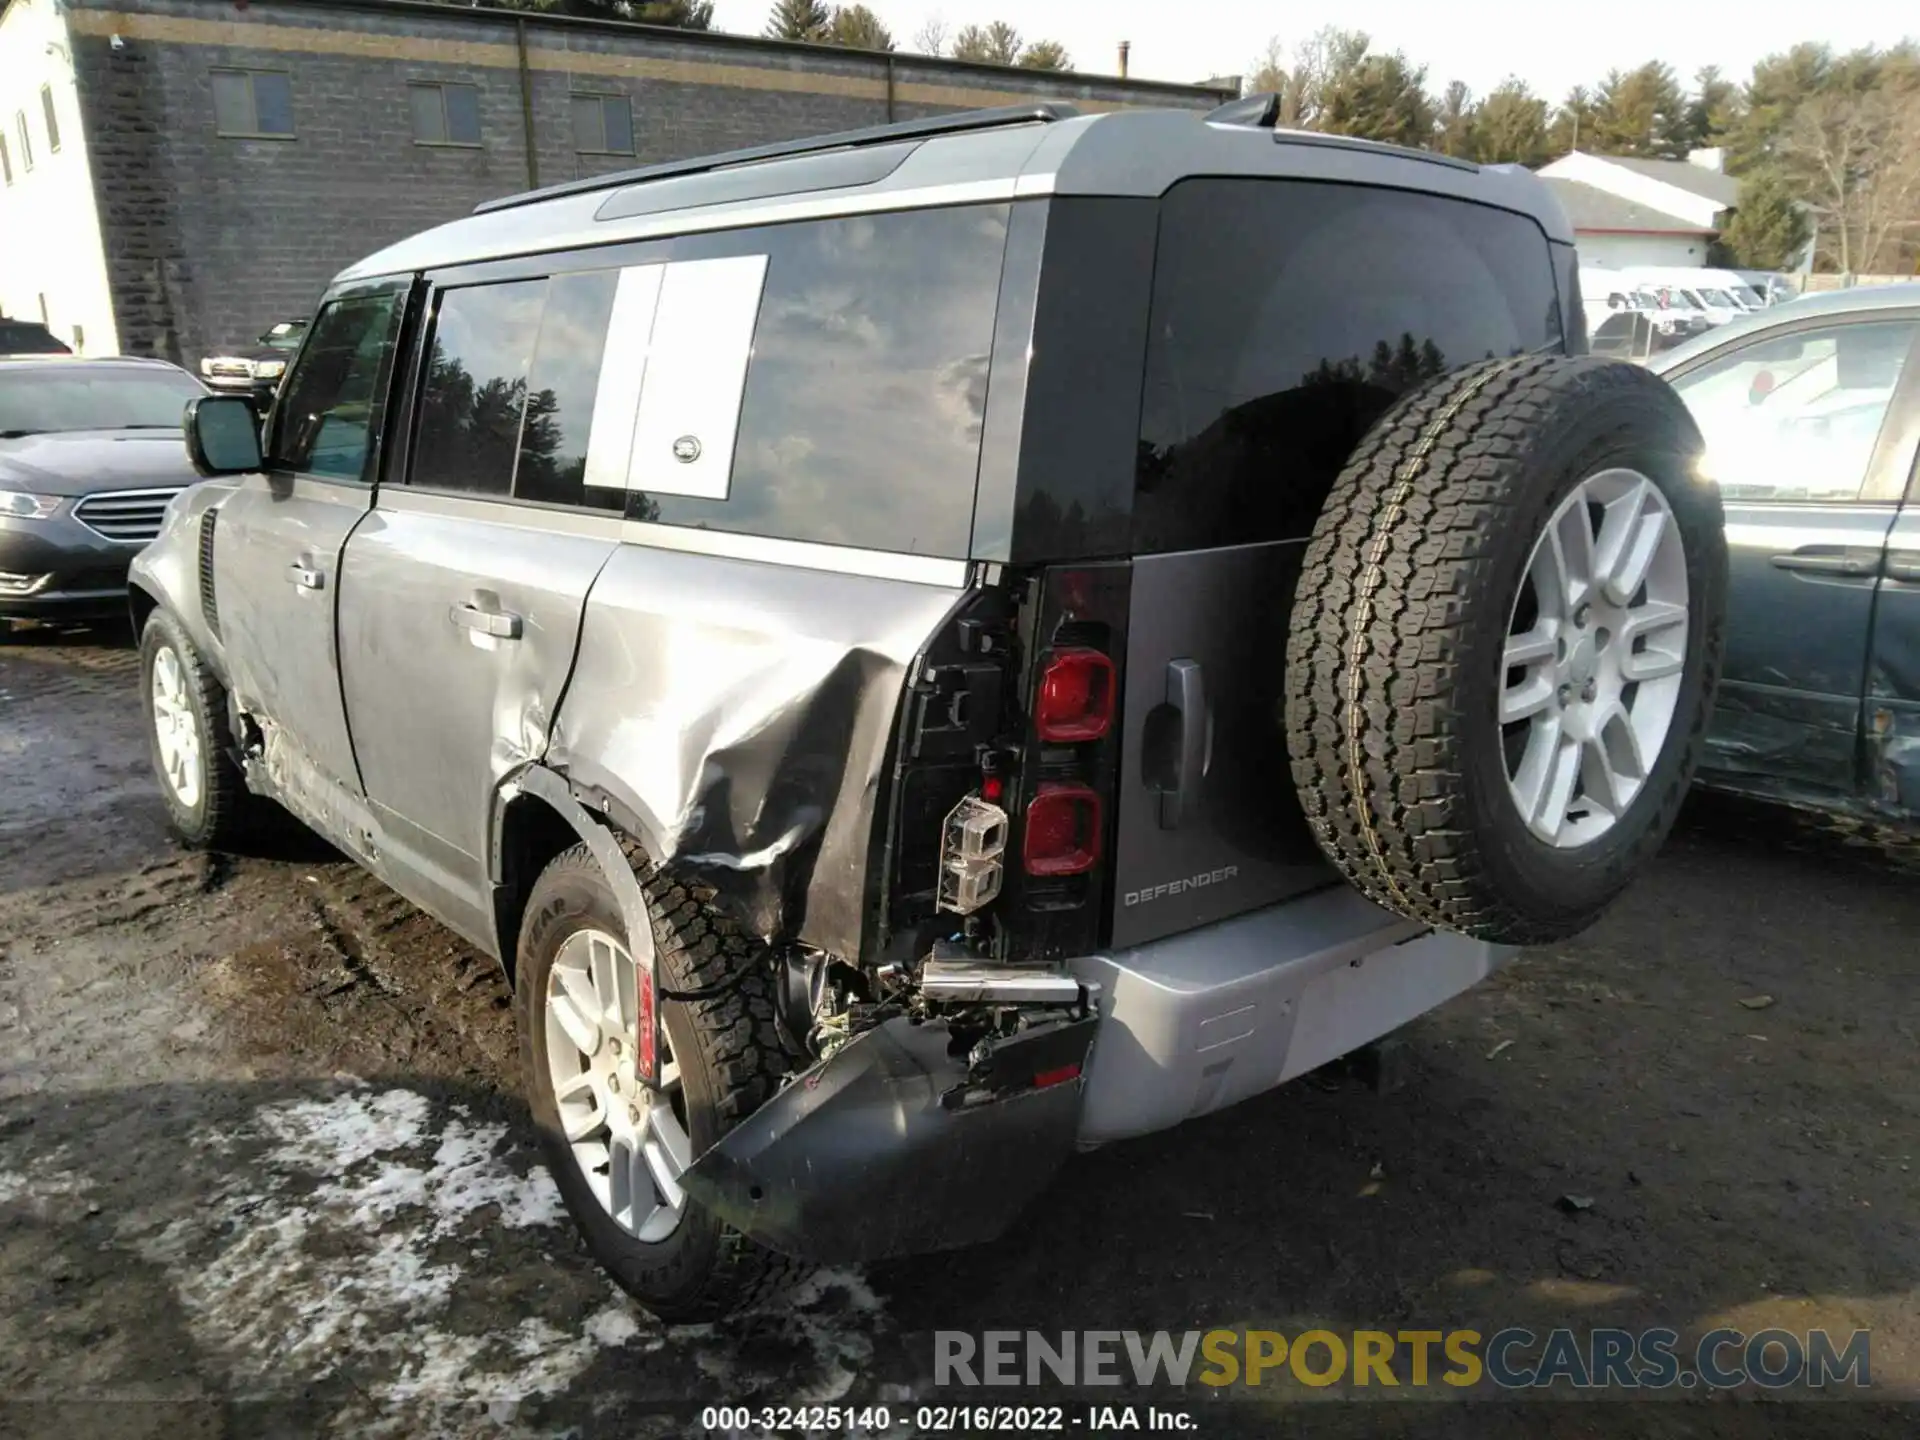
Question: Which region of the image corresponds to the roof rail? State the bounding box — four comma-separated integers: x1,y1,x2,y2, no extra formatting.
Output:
472,102,1080,216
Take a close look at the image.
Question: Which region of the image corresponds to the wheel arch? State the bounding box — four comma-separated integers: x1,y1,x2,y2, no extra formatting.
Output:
489,765,657,990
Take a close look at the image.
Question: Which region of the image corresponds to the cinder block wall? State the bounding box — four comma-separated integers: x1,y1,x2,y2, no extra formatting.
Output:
65,0,1228,364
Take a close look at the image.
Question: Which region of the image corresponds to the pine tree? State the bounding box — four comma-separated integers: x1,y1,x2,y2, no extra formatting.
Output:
1713,168,1812,269
1018,39,1071,71
764,0,830,42
1472,79,1552,166
825,4,893,51
952,21,1022,65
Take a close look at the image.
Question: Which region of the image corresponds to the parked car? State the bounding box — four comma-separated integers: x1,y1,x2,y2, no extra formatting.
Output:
0,355,208,631
1619,267,1748,326
1651,283,1920,823
0,316,72,355
198,317,308,401
130,101,1729,1320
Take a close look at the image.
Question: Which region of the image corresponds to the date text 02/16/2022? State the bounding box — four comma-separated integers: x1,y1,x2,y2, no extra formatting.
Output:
699,1406,1197,1432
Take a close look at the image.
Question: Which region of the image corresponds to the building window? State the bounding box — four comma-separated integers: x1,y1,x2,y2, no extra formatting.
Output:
211,68,294,138
15,111,31,171
40,85,59,153
571,92,633,155
408,82,481,147
1,130,11,185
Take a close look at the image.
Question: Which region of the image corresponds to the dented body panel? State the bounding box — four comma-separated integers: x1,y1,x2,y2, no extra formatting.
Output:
547,539,968,959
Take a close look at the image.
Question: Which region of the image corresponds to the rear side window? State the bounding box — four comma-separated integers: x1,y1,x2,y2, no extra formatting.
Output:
408,271,624,508
1135,178,1561,554
646,203,1009,556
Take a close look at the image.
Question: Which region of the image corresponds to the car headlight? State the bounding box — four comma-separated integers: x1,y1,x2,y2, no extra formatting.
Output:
255,359,286,380
0,489,63,520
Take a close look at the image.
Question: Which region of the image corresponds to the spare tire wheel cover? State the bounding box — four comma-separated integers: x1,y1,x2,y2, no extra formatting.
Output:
1282,354,1728,946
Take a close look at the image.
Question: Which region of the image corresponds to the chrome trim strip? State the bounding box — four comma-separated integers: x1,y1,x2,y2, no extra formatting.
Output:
618,519,969,587
72,486,185,544
918,960,1082,1005
373,485,628,540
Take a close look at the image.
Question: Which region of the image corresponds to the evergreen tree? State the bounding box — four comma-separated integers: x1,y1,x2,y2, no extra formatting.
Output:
825,4,892,51
764,0,830,42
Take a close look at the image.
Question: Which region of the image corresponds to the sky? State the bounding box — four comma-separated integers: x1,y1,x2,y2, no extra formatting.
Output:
714,0,1917,101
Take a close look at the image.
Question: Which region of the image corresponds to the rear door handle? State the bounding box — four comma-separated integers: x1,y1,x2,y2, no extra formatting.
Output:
287,561,325,591
1887,554,1920,583
1768,545,1882,577
450,602,522,640
1159,658,1210,830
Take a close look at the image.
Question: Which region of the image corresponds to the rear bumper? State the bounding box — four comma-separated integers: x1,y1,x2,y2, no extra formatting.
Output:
682,888,1511,1264
1069,884,1511,1144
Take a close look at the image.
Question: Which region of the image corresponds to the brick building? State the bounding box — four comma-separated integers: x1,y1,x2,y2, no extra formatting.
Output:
0,0,1230,364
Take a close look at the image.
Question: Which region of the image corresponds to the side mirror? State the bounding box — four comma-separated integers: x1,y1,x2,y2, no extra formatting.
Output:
184,394,263,476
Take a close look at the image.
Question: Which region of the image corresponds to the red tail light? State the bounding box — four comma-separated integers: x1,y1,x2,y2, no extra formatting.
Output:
1023,782,1103,876
1036,647,1115,742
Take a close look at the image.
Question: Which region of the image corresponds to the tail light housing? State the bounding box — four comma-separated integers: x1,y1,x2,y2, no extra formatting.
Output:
1023,782,1103,876
1035,647,1114,742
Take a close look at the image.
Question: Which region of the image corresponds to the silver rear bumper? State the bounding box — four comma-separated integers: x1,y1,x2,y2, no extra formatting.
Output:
1067,886,1514,1145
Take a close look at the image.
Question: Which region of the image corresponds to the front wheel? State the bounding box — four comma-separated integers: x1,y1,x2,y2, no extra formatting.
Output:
516,844,800,1322
140,609,264,849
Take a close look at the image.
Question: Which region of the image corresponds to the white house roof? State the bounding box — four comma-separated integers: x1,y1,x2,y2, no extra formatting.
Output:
1536,152,1737,234
1539,177,1714,235
1599,156,1742,209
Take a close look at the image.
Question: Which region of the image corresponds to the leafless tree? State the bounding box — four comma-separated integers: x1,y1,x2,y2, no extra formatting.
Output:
1780,85,1920,273
911,12,948,56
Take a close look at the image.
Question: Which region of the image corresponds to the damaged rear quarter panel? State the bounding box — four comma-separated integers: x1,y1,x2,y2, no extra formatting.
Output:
546,541,967,959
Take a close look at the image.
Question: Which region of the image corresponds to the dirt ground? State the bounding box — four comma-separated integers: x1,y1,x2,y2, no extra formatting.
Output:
2,619,1917,1439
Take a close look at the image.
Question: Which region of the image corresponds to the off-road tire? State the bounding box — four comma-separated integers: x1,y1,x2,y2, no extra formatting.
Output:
517,842,803,1322
139,608,270,850
1284,354,1727,944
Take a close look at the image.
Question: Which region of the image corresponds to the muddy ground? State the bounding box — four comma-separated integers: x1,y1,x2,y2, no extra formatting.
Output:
2,620,1916,1439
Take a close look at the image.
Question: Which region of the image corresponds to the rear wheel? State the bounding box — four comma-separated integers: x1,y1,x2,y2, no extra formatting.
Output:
1284,354,1728,944
517,844,801,1321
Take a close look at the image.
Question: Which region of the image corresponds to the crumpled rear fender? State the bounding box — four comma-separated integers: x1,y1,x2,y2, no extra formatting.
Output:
546,541,971,961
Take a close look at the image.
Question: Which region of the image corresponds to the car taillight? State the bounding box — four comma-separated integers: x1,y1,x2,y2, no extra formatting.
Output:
1023,782,1103,876
1035,647,1114,742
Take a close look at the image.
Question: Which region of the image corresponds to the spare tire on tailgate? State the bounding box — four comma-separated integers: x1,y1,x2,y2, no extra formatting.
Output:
1284,354,1727,945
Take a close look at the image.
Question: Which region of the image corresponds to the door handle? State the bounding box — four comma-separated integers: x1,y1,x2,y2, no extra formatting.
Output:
450,602,522,640
1887,554,1920,583
287,562,325,591
1768,545,1881,577
1159,658,1210,830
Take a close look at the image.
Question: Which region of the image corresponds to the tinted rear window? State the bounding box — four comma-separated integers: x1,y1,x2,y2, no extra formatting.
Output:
1135,178,1562,553
646,203,1009,556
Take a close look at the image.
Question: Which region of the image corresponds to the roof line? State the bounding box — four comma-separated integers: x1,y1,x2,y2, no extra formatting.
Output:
228,0,1235,102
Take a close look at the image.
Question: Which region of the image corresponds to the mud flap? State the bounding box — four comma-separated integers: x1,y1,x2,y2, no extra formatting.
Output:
679,1015,1095,1264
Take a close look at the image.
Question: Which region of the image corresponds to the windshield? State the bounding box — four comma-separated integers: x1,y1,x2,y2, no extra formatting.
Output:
1697,288,1737,307
0,367,206,435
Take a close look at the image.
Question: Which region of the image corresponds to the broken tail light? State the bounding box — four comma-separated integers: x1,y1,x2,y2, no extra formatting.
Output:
1022,782,1103,876
938,794,1010,914
1035,647,1115,742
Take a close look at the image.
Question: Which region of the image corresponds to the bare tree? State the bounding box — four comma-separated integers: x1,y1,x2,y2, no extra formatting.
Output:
911,12,948,56
1245,27,1367,130
1780,85,1920,273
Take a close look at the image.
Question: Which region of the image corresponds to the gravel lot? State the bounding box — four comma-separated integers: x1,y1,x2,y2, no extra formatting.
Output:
2,620,1917,1439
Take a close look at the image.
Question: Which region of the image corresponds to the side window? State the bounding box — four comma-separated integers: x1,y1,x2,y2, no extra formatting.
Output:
14,109,31,170
1135,178,1562,553
411,280,545,497
40,85,59,154
268,289,405,481
211,68,294,138
644,204,1010,556
571,93,634,155
514,270,622,509
1669,321,1916,503
408,82,481,147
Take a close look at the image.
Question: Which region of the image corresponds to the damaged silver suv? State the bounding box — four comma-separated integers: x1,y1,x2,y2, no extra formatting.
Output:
133,100,1727,1321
